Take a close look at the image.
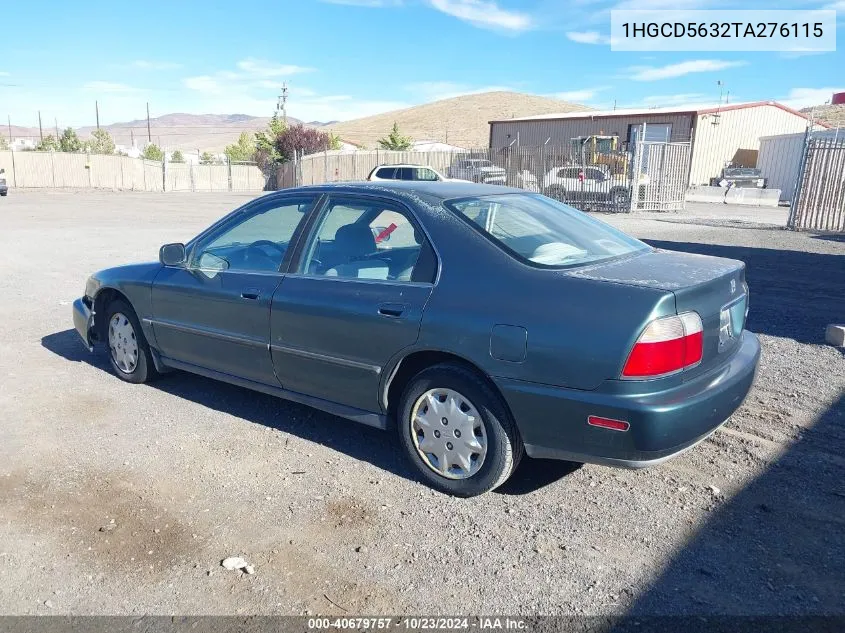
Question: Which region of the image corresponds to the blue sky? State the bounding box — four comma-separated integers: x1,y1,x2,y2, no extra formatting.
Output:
0,0,842,128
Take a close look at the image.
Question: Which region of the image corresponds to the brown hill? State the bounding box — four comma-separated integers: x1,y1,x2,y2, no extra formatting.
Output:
321,91,593,148
800,104,845,129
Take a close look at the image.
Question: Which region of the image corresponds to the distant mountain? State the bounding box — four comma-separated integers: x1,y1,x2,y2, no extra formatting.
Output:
319,91,593,148
801,104,845,128
3,92,594,153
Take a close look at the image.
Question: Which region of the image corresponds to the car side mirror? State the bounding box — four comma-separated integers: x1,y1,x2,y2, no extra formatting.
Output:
159,243,186,267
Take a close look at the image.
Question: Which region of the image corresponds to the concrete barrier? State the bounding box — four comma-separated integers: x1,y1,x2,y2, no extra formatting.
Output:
686,185,782,207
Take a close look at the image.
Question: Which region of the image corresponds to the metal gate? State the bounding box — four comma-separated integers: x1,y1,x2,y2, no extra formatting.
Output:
630,140,692,212
789,136,845,232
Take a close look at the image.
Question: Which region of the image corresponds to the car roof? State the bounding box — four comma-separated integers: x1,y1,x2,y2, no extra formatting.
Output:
372,164,437,169
284,180,526,202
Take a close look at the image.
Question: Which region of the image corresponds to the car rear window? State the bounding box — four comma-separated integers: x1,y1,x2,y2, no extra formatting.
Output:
445,193,649,268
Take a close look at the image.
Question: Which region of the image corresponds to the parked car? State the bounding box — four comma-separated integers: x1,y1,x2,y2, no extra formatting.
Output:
368,164,452,182
73,182,759,497
542,165,647,209
0,168,8,196
448,158,506,184
710,167,767,189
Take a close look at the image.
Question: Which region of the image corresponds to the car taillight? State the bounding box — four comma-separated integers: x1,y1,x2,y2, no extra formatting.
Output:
622,312,703,379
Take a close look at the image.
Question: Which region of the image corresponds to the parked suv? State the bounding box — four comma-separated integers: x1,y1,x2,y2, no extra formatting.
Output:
0,169,8,197
448,158,506,184
368,164,447,182
542,165,647,209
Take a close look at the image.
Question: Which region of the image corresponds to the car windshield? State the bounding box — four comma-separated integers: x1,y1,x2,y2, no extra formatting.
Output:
446,193,649,268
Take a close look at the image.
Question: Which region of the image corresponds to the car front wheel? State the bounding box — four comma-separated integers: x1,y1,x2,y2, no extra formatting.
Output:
397,363,523,497
105,299,158,384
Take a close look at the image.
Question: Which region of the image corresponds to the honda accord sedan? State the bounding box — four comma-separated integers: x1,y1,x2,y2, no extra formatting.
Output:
73,182,760,496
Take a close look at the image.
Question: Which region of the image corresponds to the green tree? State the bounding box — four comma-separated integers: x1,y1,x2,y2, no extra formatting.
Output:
59,127,83,152
88,129,115,155
142,143,164,161
200,151,219,165
224,131,256,163
36,135,59,152
0,136,9,151
254,114,287,169
378,122,413,151
170,150,184,163
328,132,342,151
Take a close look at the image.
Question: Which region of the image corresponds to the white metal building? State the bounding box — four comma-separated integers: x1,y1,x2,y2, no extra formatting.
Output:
758,128,844,201
489,102,818,187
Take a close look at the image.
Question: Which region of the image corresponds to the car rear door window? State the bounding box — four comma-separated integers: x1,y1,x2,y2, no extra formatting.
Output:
299,198,434,283
376,167,397,179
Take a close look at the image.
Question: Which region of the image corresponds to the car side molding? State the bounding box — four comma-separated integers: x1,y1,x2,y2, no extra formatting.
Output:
159,355,388,430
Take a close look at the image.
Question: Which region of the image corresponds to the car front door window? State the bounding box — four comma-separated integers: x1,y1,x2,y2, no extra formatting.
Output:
191,197,315,274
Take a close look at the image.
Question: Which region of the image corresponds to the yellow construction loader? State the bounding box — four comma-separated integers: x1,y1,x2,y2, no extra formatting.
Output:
571,135,629,176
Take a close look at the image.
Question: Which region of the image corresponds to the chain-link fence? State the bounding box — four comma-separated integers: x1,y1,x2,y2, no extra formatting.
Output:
277,143,693,213
789,136,845,232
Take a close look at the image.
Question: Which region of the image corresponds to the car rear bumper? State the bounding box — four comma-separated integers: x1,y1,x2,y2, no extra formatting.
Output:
495,330,761,468
0,184,8,194
72,297,94,352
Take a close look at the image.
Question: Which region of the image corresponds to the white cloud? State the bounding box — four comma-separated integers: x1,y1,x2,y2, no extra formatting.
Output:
184,59,313,95
406,81,515,101
83,81,138,93
566,31,610,45
552,87,606,102
628,59,746,81
184,76,221,94
427,0,533,32
0,71,9,77
131,60,182,70
234,59,313,78
781,87,845,109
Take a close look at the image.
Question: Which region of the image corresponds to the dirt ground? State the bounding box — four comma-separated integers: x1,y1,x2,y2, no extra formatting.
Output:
0,190,842,616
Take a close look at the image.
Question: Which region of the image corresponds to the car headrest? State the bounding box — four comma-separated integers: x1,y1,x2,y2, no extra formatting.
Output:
335,223,376,258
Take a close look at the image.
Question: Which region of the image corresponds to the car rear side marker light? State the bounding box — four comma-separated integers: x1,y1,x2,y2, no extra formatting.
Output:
622,312,704,379
587,415,630,432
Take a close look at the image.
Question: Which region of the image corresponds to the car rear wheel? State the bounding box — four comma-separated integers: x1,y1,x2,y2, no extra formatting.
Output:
397,363,523,497
105,299,158,384
547,186,567,202
610,187,630,210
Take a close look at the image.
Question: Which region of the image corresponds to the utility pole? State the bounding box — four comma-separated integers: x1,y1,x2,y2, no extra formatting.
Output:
146,102,152,143
277,83,288,124
95,101,100,131
38,111,43,141
54,118,59,139
7,115,11,143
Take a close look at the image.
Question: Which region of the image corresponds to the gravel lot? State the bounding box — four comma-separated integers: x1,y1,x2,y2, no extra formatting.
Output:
0,190,842,616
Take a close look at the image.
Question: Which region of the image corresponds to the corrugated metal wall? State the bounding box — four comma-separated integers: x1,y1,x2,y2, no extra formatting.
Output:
757,133,806,201
689,105,810,186
489,114,694,148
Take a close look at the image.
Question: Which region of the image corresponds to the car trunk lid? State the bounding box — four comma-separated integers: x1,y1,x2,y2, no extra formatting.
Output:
566,248,748,373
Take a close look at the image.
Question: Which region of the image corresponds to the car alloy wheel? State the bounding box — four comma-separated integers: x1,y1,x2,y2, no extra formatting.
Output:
410,388,488,479
108,312,139,374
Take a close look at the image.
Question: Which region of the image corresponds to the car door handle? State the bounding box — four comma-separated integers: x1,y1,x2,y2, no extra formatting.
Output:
378,303,407,318
241,288,261,300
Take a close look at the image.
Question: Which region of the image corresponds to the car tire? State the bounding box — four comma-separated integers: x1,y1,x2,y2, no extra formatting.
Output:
0,191,7,197
610,187,630,211
104,298,158,384
397,363,523,497
547,186,567,202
